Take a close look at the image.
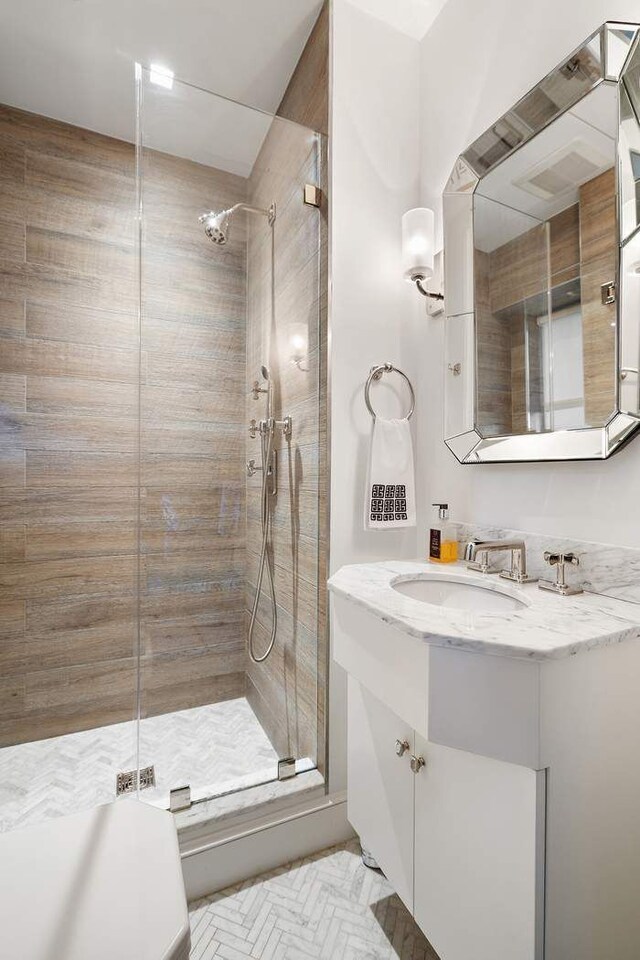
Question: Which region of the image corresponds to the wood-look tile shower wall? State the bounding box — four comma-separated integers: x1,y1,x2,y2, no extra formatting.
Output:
0,104,247,746
244,3,328,771
475,168,616,436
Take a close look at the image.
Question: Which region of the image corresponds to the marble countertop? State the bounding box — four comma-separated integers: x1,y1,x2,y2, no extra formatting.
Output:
328,560,640,660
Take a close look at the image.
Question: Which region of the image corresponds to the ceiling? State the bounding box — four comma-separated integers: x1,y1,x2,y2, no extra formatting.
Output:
0,0,323,173
475,83,617,252
346,0,451,40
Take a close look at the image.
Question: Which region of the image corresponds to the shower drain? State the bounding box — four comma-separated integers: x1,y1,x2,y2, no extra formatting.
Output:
116,765,156,796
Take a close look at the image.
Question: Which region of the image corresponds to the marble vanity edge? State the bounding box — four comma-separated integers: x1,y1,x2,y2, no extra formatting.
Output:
452,521,640,604
328,561,640,661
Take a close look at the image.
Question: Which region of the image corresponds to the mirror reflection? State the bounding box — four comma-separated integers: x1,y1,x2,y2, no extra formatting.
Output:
473,82,617,438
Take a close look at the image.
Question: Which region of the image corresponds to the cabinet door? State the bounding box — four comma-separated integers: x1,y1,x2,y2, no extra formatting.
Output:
347,677,415,910
413,738,543,960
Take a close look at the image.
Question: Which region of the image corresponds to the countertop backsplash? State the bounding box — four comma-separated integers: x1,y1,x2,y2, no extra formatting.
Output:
452,522,640,605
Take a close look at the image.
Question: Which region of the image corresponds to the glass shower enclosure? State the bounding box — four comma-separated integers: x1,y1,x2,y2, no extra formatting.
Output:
0,68,325,833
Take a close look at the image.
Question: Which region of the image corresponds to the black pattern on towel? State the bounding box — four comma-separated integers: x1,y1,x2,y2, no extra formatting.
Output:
369,483,408,522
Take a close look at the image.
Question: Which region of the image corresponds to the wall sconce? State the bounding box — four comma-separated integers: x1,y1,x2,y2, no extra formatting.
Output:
402,207,444,302
289,322,308,371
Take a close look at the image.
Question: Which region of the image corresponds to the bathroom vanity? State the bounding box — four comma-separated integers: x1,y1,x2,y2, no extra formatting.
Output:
329,560,640,960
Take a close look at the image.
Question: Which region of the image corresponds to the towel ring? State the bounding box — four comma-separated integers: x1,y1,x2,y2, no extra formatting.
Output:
364,363,415,420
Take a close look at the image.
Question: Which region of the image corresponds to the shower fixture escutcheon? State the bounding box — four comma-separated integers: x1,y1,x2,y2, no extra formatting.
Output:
249,415,293,441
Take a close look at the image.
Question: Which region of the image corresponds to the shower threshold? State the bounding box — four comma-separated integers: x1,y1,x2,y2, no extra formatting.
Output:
0,697,308,835
176,765,326,851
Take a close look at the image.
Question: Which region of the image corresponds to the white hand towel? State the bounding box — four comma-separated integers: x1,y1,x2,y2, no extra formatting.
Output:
364,417,416,529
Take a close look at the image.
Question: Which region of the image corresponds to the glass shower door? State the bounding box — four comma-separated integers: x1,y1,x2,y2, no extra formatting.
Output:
135,67,324,814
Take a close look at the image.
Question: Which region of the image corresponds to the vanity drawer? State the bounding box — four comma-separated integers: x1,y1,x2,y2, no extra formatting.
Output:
332,594,542,768
332,594,430,738
428,646,541,769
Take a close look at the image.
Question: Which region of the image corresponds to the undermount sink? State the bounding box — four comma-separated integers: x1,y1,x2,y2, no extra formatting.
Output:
391,575,527,613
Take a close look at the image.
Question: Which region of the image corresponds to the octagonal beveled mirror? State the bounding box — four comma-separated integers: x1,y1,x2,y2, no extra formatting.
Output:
442,22,640,463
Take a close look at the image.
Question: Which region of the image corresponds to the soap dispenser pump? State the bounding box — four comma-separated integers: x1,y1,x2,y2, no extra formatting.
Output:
429,503,457,564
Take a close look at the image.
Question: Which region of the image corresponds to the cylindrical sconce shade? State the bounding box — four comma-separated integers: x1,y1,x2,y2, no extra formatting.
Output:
289,321,308,366
402,207,435,281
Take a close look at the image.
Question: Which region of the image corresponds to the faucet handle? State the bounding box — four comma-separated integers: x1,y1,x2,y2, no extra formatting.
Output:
540,551,583,596
544,551,579,567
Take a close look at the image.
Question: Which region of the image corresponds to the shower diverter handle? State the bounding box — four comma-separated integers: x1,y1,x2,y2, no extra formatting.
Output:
249,416,293,440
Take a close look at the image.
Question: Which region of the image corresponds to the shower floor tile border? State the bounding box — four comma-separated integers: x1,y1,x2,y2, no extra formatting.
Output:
188,839,439,959
0,697,279,834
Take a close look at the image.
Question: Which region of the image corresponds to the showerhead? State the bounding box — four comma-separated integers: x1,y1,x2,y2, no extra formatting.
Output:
199,207,233,245
199,202,276,246
261,365,270,381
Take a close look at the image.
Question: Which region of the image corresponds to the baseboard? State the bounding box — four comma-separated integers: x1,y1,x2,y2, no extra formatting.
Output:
181,790,354,900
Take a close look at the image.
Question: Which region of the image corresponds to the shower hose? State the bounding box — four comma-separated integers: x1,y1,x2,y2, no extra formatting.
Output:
248,421,278,663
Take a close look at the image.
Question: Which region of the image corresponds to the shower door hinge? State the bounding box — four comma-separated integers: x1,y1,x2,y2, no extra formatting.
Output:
278,757,297,780
116,765,156,796
169,785,192,812
601,280,616,305
303,184,322,208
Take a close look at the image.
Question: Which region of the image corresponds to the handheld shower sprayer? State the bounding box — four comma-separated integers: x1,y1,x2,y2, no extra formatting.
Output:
247,365,292,664
260,365,273,419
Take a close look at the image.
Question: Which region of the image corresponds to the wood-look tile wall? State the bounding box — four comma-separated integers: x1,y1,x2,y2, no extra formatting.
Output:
0,103,248,745
245,2,328,772
138,147,248,722
474,249,511,435
0,105,138,746
579,168,617,425
476,173,615,435
476,220,550,435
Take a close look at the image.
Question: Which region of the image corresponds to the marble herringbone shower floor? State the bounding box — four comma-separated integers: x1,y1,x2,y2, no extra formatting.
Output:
0,697,279,834
189,840,438,960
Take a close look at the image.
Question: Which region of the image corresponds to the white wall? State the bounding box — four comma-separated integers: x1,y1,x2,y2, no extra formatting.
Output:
329,0,424,789
419,0,640,548
330,0,424,571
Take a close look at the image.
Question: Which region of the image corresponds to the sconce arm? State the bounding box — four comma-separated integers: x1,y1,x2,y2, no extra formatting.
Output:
414,276,444,300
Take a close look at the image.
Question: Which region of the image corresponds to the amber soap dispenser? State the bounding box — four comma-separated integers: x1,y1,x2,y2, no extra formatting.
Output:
429,503,458,563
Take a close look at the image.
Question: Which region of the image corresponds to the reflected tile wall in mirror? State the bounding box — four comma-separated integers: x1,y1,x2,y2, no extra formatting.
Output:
472,83,618,440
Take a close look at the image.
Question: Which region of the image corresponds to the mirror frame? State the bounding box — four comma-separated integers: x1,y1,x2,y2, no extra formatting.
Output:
442,21,640,463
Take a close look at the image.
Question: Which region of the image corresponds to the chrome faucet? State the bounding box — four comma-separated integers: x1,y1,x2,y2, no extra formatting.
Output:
464,539,536,584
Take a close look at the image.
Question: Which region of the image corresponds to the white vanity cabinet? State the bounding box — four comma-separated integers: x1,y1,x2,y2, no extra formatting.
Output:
348,677,541,960
330,567,640,960
412,735,541,960
347,678,415,909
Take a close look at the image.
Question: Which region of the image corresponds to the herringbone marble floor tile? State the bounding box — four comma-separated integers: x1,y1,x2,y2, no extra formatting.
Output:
189,841,439,959
0,697,279,833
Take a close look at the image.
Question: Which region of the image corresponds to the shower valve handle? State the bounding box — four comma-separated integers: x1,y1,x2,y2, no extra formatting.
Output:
249,419,258,439
252,381,268,400
276,416,293,440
